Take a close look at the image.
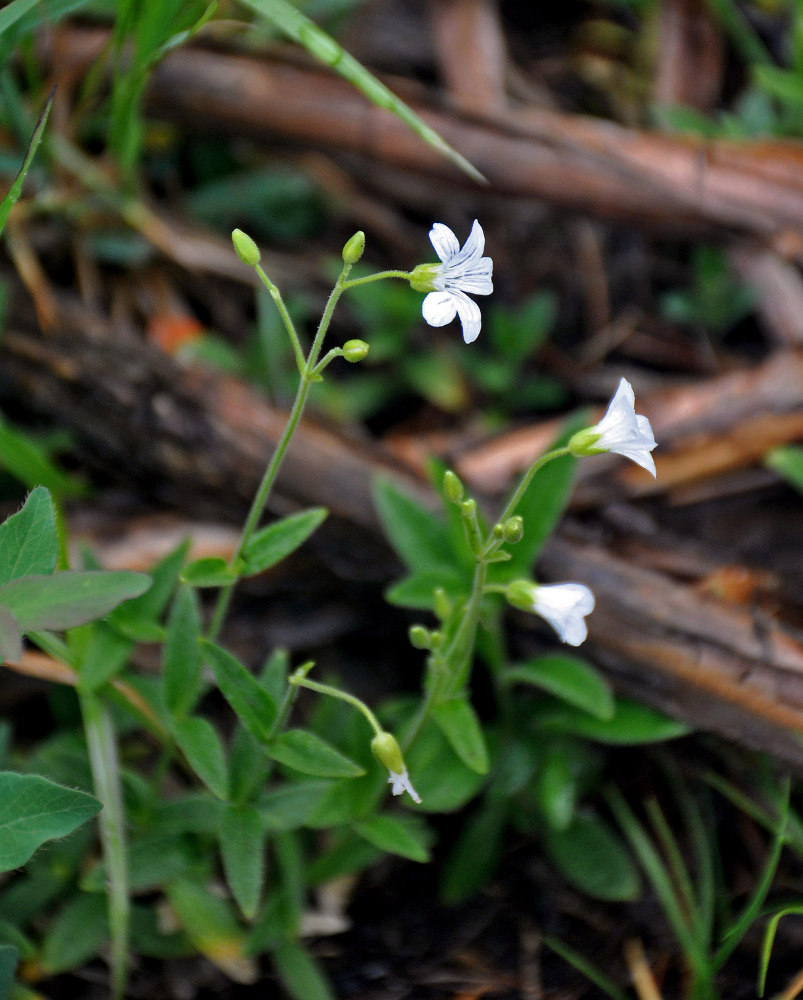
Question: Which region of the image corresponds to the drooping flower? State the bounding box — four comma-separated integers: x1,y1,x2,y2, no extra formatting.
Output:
371,731,421,804
409,220,493,344
506,580,596,647
569,377,657,476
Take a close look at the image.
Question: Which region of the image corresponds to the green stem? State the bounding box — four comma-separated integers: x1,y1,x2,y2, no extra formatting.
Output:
289,671,383,736
79,690,129,1000
496,446,571,525
341,269,410,289
255,263,305,373
207,262,353,640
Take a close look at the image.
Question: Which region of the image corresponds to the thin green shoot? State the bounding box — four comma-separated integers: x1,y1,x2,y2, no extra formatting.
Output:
541,934,631,1000
0,87,54,235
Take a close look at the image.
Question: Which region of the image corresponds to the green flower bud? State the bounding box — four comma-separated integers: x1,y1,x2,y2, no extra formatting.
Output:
502,516,524,544
370,731,405,775
492,523,504,539
409,625,431,649
342,231,365,264
505,579,537,612
231,228,260,267
443,470,464,503
409,262,440,293
433,588,452,621
460,498,477,520
343,339,370,362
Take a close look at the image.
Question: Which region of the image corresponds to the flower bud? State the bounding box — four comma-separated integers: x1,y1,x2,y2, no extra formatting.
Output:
443,470,464,504
231,229,260,267
409,625,432,649
342,231,365,264
505,579,537,612
433,588,452,621
502,516,524,544
343,339,369,362
370,731,405,775
460,498,477,521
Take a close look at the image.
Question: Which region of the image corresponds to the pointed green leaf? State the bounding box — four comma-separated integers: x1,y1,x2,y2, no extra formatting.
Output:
242,508,327,575
535,697,691,744
0,772,101,871
163,586,203,718
0,570,150,632
202,640,277,742
268,730,365,778
219,803,266,920
352,814,430,862
112,539,188,626
373,475,456,574
431,697,489,774
271,939,335,1000
0,87,54,235
77,621,133,691
441,804,505,903
257,781,334,832
544,811,640,901
0,418,85,499
172,717,228,799
0,487,57,585
384,567,467,610
505,655,615,720
180,557,239,588
39,891,108,975
534,745,577,831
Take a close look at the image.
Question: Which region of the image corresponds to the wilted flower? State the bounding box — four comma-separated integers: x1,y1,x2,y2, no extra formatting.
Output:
371,731,421,804
569,377,657,476
409,220,493,344
506,580,595,647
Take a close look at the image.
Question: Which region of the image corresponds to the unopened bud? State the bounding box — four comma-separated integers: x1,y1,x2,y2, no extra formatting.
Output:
502,516,524,544
231,228,260,267
343,339,369,362
370,731,405,775
342,231,365,264
409,625,432,649
443,470,464,503
460,498,477,521
433,588,452,621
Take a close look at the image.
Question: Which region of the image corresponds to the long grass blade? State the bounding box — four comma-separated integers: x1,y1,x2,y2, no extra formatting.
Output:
240,0,487,185
541,934,631,1000
0,88,54,235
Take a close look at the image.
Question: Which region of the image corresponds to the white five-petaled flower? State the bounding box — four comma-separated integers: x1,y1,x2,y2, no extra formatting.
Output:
387,768,422,804
410,220,493,344
572,377,657,476
531,583,596,647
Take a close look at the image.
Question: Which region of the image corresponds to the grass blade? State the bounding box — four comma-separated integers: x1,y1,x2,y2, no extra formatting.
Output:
0,87,54,235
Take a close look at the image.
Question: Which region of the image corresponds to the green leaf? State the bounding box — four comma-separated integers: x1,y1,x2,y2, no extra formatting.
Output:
271,939,335,1000
0,87,53,235
431,697,489,774
268,730,365,779
543,812,640,901
112,539,187,626
0,419,85,499
39,891,108,975
0,487,57,585
201,640,278,742
0,772,101,871
535,697,691,744
403,717,487,813
384,567,468,610
441,804,505,904
373,475,456,574
77,620,133,691
172,717,228,799
505,655,615,720
0,606,21,662
0,570,150,632
257,781,334,832
180,557,238,588
767,445,803,495
219,803,266,920
534,745,577,831
242,508,327,575
163,586,203,718
352,814,430,862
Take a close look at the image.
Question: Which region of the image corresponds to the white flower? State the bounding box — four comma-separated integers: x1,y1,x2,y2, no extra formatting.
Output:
387,768,422,804
411,220,493,344
531,583,596,647
588,377,657,476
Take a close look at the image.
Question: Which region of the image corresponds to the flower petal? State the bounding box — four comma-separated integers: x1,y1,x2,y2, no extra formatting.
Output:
448,219,485,270
532,583,595,647
429,223,460,263
388,769,421,804
452,256,493,295
452,289,482,343
422,290,457,327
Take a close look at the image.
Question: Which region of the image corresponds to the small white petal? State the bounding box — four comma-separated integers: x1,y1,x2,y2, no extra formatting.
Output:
388,768,422,804
429,223,460,263
532,583,595,647
422,290,457,327
453,257,494,295
451,289,482,343
594,378,657,477
447,219,485,269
